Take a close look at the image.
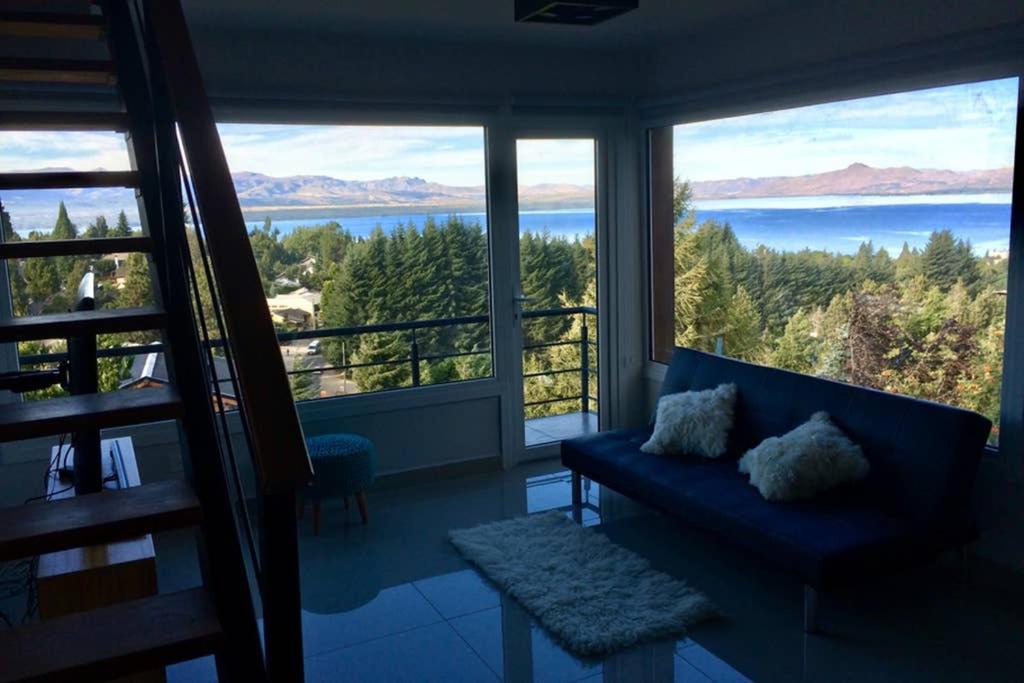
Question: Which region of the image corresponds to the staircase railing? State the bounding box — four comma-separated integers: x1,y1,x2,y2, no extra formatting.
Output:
124,0,313,679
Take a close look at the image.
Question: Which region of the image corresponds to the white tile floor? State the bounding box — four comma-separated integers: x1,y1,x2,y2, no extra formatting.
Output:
157,458,1024,682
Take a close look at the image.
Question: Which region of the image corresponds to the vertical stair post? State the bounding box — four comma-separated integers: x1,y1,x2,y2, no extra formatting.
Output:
101,1,268,679
141,1,313,679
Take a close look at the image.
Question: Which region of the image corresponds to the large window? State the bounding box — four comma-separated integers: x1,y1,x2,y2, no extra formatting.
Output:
1,131,154,400
650,78,1019,443
218,124,493,401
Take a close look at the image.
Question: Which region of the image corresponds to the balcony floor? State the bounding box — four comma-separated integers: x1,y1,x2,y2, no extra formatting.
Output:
525,411,598,447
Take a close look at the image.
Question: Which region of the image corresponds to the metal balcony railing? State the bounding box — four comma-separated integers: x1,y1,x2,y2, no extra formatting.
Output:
18,305,599,414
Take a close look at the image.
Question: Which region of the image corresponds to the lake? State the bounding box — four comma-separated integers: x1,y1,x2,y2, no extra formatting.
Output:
250,195,1013,256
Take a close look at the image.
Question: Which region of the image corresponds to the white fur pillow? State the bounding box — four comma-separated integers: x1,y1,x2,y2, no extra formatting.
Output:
641,384,737,458
738,412,870,502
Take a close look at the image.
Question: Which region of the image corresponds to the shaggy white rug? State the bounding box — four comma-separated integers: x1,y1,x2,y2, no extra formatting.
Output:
449,511,716,656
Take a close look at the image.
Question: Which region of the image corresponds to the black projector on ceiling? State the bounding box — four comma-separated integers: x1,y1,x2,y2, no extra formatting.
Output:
515,0,639,26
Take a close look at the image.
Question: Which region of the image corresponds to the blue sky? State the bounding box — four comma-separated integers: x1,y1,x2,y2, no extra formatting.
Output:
0,125,595,187
0,78,1015,189
674,77,1019,182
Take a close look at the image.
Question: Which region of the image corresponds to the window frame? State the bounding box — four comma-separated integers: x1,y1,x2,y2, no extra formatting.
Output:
640,69,1024,457
212,117,501,405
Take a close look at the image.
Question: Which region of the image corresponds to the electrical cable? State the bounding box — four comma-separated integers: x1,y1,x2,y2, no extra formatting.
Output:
0,432,73,628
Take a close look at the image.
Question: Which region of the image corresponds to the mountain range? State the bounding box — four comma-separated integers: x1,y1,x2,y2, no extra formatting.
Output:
4,163,1012,232
689,163,1012,199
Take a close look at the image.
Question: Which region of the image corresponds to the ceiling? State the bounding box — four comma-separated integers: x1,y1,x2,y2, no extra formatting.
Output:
181,0,805,50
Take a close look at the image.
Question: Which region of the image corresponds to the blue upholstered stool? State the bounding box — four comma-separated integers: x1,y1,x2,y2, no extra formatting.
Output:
301,433,376,534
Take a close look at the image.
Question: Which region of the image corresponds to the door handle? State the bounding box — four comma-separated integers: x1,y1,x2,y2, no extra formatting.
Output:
513,294,531,322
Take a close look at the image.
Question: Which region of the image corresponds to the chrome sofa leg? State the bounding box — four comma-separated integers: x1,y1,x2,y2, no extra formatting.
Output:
804,584,820,634
571,471,582,524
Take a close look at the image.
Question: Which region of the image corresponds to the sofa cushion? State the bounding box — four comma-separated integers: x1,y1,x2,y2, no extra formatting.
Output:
641,383,737,458
738,412,870,502
657,348,991,523
563,429,974,587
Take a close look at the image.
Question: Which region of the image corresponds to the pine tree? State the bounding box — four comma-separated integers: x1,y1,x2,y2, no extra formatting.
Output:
672,224,710,349
83,215,110,239
21,257,60,314
1,205,17,243
110,210,133,237
722,286,762,360
118,253,154,308
769,308,819,374
52,201,77,240
922,230,977,291
248,218,287,295
289,357,320,401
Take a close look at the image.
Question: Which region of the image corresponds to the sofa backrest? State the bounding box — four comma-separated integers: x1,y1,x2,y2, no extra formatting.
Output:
659,347,991,523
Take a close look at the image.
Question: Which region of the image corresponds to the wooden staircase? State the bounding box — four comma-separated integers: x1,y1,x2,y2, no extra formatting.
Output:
0,1,312,681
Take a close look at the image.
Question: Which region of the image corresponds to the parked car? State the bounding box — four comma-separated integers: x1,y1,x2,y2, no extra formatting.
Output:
306,340,321,355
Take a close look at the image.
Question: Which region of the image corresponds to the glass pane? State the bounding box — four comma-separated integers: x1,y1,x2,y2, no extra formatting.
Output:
217,124,493,401
658,77,1018,444
516,139,598,446
1,129,154,401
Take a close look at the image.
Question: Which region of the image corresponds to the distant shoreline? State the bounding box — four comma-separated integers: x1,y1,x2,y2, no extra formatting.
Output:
237,199,595,222
11,193,1011,238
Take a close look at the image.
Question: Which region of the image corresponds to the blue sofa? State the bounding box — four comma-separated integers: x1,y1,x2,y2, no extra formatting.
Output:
562,348,991,632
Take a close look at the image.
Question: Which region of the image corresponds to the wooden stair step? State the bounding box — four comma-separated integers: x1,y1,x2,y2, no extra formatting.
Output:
0,386,183,443
0,58,116,85
0,306,165,343
0,170,138,191
0,110,128,131
0,588,221,683
0,12,107,40
0,236,151,259
0,479,201,562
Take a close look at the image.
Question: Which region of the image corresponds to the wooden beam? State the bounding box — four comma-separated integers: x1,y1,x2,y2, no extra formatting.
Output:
0,306,165,343
0,12,106,40
0,236,152,260
0,479,200,562
0,588,221,683
0,111,128,131
0,170,138,190
649,126,676,363
0,386,183,442
0,58,116,86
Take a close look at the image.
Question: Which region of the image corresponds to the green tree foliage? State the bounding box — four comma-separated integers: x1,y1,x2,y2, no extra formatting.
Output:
249,218,289,295
118,253,154,308
20,256,61,314
669,179,1008,442
8,203,147,399
1,205,17,243
921,229,979,292
280,222,354,290
110,210,133,237
83,215,110,239
320,216,498,393
289,357,320,401
52,202,77,240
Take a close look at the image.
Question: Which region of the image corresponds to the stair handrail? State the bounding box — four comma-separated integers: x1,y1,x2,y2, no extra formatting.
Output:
139,0,313,495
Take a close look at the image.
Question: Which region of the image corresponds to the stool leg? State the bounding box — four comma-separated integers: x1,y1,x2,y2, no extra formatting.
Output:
356,492,368,525
313,501,321,536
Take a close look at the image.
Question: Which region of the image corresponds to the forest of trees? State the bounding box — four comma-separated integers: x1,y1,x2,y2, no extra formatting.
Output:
246,214,596,411
3,202,154,398
670,181,1007,442
6,189,1006,437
